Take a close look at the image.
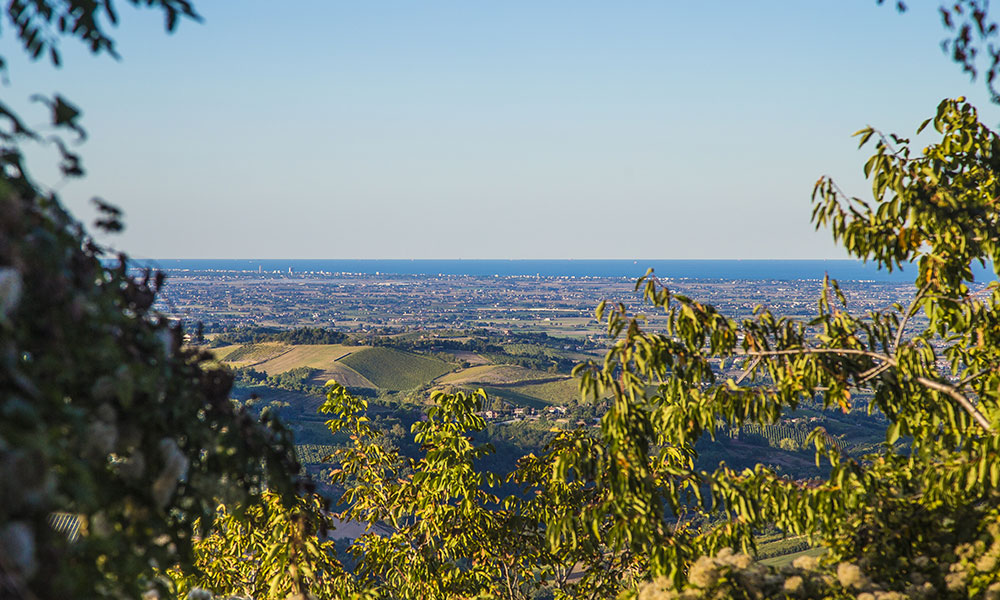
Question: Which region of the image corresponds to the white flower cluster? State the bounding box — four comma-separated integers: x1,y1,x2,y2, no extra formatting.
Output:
633,547,982,600
945,521,1000,597
82,403,118,460
0,267,22,321
0,521,37,580
151,438,189,510
162,589,308,600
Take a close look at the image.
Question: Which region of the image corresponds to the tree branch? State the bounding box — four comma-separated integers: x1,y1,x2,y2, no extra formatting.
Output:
955,365,996,388
739,347,895,365
915,376,994,432
733,356,761,385
892,281,932,353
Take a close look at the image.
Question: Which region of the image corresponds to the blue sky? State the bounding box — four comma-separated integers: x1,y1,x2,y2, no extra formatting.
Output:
3,1,996,259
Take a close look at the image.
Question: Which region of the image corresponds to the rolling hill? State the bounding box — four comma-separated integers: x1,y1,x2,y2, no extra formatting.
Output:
338,346,454,391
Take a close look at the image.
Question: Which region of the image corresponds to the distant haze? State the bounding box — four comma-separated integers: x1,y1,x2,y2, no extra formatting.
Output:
5,1,996,259
152,259,997,283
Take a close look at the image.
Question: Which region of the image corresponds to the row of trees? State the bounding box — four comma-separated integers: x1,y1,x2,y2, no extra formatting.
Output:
212,328,349,347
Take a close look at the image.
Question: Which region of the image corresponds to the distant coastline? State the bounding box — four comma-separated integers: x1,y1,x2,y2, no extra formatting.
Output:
145,259,997,282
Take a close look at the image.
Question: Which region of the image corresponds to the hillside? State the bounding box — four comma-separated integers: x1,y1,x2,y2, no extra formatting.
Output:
338,346,455,391
436,364,557,385
250,344,361,374
215,342,291,366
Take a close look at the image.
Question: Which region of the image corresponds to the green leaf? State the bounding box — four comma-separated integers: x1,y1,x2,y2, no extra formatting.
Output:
886,422,900,445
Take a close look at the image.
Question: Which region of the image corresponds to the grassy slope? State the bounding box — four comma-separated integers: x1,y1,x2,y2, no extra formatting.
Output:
439,366,577,407
512,378,579,405
339,347,454,390
253,344,362,374
220,343,377,389
216,342,291,366
209,344,242,360
479,386,550,409
310,363,377,390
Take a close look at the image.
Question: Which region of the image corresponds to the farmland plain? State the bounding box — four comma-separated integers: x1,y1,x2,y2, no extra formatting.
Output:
166,268,916,560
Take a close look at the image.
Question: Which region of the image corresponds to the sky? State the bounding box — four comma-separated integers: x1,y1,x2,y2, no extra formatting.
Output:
3,1,998,259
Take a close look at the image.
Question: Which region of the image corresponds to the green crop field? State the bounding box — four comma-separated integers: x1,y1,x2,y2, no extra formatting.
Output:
473,377,576,408
338,347,454,390
753,535,812,560
209,344,242,360
295,444,338,465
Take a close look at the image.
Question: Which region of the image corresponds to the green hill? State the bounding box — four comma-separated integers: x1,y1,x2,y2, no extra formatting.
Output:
338,347,454,391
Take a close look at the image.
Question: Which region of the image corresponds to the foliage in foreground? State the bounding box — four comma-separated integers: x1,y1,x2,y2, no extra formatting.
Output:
0,93,303,600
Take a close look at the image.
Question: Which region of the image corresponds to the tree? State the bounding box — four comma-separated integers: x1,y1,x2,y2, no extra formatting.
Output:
168,491,347,600
0,3,306,599
571,96,1000,597
283,97,1000,600
0,155,307,599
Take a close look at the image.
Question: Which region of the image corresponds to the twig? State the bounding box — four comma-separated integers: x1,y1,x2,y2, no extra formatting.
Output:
915,376,994,432
733,357,761,385
856,362,892,385
739,347,895,365
892,281,932,353
955,365,996,388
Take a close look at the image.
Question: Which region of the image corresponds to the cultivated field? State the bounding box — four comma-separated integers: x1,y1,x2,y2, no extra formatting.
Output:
338,347,454,390
510,377,579,405
251,344,362,374
214,342,291,366
310,363,377,390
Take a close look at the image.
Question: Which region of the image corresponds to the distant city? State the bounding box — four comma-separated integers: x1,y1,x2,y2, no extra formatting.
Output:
155,266,928,338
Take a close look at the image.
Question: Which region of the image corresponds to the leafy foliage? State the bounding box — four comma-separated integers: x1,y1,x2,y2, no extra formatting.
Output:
0,172,303,597
267,366,323,395
585,97,1000,595
1,0,199,67
0,17,305,596
127,97,1000,600
169,491,348,600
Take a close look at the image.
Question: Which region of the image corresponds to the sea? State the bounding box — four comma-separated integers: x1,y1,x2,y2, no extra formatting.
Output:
149,259,997,282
